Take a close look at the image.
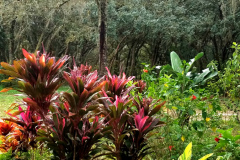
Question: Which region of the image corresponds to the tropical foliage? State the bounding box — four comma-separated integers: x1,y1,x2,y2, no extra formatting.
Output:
0,48,165,160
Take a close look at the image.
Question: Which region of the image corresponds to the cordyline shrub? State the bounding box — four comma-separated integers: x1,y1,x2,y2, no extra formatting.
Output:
0,48,165,160
0,120,23,153
0,48,68,154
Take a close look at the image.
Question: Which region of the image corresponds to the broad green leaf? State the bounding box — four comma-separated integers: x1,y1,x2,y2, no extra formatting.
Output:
193,69,210,85
185,52,204,73
170,51,183,73
201,71,218,85
178,142,192,160
195,52,204,61
215,140,227,150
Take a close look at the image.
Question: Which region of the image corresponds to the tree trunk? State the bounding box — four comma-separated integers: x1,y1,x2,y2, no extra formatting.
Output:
9,19,16,64
97,0,107,76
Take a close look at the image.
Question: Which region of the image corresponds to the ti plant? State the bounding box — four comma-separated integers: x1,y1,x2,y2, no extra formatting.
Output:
0,48,69,117
99,70,166,160
134,80,146,94
123,97,166,160
0,48,68,154
0,48,168,159
5,105,41,151
104,67,135,100
100,93,133,160
0,119,23,153
37,64,109,160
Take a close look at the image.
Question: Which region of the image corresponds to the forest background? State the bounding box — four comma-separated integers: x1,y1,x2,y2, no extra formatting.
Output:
1,0,239,77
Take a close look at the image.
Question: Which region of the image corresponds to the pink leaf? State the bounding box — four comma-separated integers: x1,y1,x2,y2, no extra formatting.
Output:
139,108,144,118
105,67,112,79
134,115,141,129
142,121,152,132
19,106,29,125
62,118,65,133
115,96,119,108
139,116,149,131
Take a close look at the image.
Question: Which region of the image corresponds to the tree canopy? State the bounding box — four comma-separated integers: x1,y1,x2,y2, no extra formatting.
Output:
1,0,240,76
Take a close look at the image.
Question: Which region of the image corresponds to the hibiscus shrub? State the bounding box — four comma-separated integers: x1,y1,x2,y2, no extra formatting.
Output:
0,48,165,159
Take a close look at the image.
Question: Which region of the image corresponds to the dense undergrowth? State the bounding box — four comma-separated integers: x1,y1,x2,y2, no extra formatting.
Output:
0,43,240,159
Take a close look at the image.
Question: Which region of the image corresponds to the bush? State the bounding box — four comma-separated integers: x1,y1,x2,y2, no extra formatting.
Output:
0,48,165,160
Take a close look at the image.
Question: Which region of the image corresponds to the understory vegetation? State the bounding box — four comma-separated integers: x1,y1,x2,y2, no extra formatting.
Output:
0,43,239,159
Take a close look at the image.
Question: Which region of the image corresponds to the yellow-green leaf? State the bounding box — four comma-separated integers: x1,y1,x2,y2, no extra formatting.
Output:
178,142,192,160
172,106,178,110
212,127,217,132
198,153,213,160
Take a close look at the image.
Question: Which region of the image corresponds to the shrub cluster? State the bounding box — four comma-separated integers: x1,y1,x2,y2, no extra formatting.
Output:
0,48,165,160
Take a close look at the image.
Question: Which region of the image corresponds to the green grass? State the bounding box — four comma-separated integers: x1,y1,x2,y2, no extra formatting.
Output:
0,85,70,118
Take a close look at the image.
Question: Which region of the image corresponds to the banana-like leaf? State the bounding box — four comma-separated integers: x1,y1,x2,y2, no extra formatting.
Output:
201,71,218,85
193,69,210,85
170,51,183,73
185,52,204,73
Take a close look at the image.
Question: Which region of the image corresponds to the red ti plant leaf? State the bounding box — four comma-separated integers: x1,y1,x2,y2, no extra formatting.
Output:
39,54,46,67
0,121,16,136
134,108,151,133
104,67,135,100
98,93,133,159
37,110,109,159
132,96,166,117
134,80,146,93
22,48,33,61
116,97,165,160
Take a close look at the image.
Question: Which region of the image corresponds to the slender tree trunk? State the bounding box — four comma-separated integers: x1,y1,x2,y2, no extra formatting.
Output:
9,19,16,64
97,0,107,76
